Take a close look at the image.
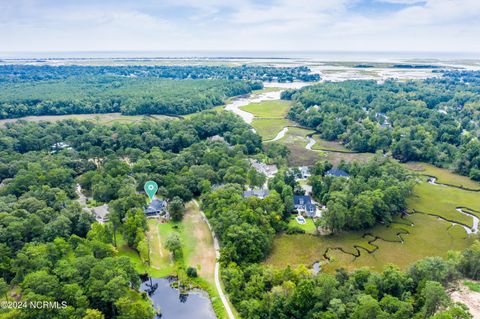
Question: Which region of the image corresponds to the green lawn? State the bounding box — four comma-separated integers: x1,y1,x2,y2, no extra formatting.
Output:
181,202,216,285
288,216,317,234
116,232,175,278
241,100,291,118
464,280,480,292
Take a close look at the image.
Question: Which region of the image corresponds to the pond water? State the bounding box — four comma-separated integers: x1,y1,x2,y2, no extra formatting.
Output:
141,277,216,319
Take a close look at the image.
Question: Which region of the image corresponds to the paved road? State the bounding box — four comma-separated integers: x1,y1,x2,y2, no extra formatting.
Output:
193,200,235,319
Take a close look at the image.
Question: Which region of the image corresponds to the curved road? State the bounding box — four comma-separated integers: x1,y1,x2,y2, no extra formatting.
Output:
193,200,235,319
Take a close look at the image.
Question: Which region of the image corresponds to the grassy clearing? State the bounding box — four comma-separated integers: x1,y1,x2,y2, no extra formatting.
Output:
405,162,480,190
0,113,173,127
182,201,216,285
117,209,228,319
251,118,296,140
288,216,317,234
464,280,480,292
310,134,351,152
241,100,291,118
116,232,175,278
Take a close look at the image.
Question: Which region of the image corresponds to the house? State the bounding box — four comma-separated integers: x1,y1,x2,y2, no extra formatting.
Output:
299,166,311,179
144,199,169,218
249,159,278,178
294,195,317,218
243,189,270,199
51,142,72,153
207,135,226,143
93,204,109,224
325,168,349,178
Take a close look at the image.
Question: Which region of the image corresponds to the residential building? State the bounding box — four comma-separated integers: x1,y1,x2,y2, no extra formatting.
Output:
144,199,169,218
299,166,311,179
325,168,349,178
92,204,109,224
249,159,278,178
243,189,270,199
294,195,317,218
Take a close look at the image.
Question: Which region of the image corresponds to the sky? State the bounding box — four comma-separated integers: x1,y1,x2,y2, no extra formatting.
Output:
1,0,480,54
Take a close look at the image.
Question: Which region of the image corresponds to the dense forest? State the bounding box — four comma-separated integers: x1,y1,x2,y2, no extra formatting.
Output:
0,111,264,318
0,65,320,83
283,71,480,180
0,76,262,119
310,158,414,232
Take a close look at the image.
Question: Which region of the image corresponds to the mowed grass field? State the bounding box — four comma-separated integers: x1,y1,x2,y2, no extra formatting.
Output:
117,201,217,282
0,112,174,127
241,100,291,118
182,201,216,285
266,164,478,273
116,229,175,278
288,216,317,234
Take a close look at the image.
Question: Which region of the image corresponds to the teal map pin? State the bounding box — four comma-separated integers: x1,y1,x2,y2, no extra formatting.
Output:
144,181,158,200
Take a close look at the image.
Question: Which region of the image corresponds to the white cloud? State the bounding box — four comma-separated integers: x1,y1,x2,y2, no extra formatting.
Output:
1,0,479,53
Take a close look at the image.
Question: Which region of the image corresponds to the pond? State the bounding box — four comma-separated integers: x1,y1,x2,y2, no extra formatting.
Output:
141,277,216,319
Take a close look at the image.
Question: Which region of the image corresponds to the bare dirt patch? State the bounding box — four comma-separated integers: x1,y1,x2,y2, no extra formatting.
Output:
451,282,480,318
183,202,216,285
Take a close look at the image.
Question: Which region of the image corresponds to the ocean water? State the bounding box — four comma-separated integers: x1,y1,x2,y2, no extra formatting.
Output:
1,50,479,61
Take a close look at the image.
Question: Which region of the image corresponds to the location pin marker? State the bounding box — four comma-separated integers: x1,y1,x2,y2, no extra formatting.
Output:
144,181,158,200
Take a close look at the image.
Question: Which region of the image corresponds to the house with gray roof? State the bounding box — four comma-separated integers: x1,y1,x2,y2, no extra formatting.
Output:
325,168,349,178
294,195,317,218
243,189,270,199
144,199,169,218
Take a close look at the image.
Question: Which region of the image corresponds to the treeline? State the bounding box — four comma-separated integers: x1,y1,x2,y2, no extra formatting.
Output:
0,64,320,83
222,242,480,319
283,71,480,180
0,111,263,318
310,157,415,232
0,76,262,119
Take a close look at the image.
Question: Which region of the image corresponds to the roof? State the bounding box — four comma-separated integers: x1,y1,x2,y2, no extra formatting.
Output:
93,204,109,219
305,203,316,213
144,199,167,214
294,195,312,206
325,168,349,177
243,189,270,198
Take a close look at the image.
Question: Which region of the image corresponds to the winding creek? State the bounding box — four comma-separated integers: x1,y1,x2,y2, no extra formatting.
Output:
224,90,282,124
306,136,316,150
425,178,479,234
265,127,289,142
